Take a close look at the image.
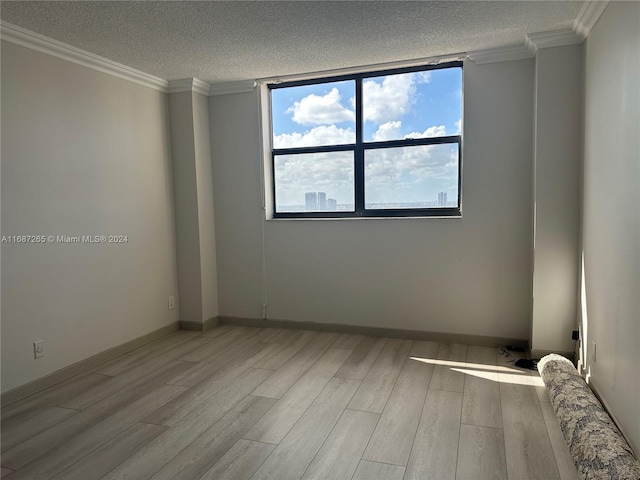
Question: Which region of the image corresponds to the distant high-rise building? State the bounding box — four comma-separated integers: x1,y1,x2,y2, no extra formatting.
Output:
317,192,327,210
305,192,317,210
438,191,447,206
327,198,337,210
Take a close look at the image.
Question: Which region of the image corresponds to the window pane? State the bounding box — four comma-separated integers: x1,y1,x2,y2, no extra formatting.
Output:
274,151,355,212
363,67,462,142
364,144,459,209
271,81,356,148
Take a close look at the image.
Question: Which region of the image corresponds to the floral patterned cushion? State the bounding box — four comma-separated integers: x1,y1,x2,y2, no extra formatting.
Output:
538,354,640,480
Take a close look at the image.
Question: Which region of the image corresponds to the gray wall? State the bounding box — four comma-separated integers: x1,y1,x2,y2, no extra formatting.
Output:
169,91,219,325
531,44,582,355
170,91,203,323
1,42,178,392
193,92,219,322
580,1,640,453
210,58,535,340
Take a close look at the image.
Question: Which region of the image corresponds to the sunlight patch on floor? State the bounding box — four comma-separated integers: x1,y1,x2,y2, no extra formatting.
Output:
450,367,544,386
409,357,522,373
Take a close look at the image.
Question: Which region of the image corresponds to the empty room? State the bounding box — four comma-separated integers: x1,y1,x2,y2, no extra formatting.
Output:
1,1,638,479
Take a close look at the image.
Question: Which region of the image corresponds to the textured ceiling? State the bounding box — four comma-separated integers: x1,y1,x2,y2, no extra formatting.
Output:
1,1,585,84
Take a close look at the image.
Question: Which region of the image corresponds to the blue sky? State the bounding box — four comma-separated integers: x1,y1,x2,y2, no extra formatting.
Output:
270,67,462,209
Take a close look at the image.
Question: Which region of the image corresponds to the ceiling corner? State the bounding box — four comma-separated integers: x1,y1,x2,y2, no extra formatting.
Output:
573,1,610,39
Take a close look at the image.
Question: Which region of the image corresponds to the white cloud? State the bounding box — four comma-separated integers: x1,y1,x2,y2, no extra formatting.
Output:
362,71,430,124
365,145,458,205
372,121,403,142
363,74,413,123
414,71,432,84
274,151,354,206
364,143,458,191
288,88,354,126
372,123,448,143
273,125,354,149
405,125,447,139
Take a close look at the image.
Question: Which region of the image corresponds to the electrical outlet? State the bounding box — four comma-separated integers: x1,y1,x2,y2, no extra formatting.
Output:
33,340,45,359
591,341,597,362
168,296,175,310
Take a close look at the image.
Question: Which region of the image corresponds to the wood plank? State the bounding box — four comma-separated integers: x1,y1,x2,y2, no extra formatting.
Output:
456,424,507,480
405,389,462,480
60,336,210,410
199,439,276,480
169,328,275,387
50,423,166,480
363,341,438,466
331,334,364,350
347,338,412,413
199,324,238,338
104,367,274,480
249,377,360,480
4,384,186,479
142,341,279,426
540,401,580,480
429,343,467,393
94,331,198,376
531,369,551,403
0,361,192,471
500,383,560,480
1,407,77,453
352,461,405,480
250,332,339,399
149,395,277,479
257,331,317,370
334,336,387,380
244,347,352,444
179,326,259,363
261,328,303,344
301,409,379,480
1,373,109,431
461,345,502,428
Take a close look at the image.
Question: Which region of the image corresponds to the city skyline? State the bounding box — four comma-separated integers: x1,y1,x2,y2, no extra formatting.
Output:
278,190,455,212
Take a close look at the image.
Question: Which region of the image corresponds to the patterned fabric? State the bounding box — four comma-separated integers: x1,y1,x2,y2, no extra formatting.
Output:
538,354,640,480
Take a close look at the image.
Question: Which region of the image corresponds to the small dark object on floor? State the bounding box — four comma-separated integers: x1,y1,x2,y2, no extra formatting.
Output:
506,345,526,352
515,358,539,371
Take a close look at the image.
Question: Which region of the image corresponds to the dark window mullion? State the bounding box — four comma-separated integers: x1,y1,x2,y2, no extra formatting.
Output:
362,135,461,150
354,78,364,214
272,143,355,156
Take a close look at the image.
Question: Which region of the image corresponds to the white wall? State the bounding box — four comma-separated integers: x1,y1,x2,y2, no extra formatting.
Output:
531,45,582,355
169,91,203,323
169,91,219,325
210,58,535,340
580,1,640,453
193,92,218,321
209,92,264,320
1,42,178,393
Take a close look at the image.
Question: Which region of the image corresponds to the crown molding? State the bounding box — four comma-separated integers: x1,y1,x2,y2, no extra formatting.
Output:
0,21,168,92
526,28,583,54
208,80,257,96
467,44,534,65
574,1,609,39
168,78,210,96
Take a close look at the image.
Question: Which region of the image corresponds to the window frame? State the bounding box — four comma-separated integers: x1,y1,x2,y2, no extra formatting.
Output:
268,61,463,219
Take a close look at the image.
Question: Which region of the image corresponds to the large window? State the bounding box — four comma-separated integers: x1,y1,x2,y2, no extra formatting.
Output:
269,62,462,218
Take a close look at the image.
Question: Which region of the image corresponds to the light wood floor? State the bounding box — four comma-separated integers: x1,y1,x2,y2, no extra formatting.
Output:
1,326,580,480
